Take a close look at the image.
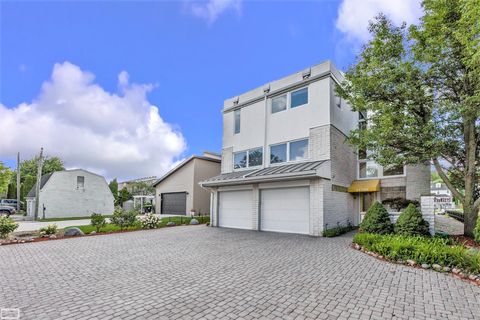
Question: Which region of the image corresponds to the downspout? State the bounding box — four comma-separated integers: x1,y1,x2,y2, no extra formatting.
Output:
262,84,270,168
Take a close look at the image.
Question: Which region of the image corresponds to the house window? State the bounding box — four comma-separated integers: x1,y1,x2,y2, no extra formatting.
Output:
271,94,287,113
233,148,263,170
289,139,308,161
383,164,404,176
77,176,85,189
233,151,247,169
291,88,308,108
270,143,287,164
248,148,263,167
359,161,378,178
234,109,241,134
270,139,309,164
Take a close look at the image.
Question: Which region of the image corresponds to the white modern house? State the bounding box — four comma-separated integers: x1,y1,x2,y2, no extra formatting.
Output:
200,61,430,236
26,169,114,219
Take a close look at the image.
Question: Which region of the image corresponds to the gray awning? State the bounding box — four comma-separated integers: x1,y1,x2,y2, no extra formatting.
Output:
200,160,329,187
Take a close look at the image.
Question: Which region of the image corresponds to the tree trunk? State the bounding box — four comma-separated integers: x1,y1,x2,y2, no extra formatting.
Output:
463,204,477,237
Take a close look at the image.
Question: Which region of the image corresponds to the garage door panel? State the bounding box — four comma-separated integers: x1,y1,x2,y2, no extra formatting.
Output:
261,187,310,234
161,192,187,215
219,190,252,230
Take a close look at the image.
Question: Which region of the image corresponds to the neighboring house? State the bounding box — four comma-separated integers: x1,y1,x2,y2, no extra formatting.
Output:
431,182,455,210
153,152,221,215
117,176,157,194
200,61,430,236
26,169,114,219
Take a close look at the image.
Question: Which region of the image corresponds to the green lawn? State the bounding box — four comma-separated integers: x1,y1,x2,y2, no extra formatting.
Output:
39,215,112,222
67,215,210,234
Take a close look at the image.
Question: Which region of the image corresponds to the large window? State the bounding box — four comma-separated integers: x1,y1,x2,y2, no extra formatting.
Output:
271,94,287,113
359,161,378,178
383,164,404,176
234,109,241,134
289,139,308,161
270,139,309,164
291,88,308,108
270,87,308,114
270,144,287,164
234,148,263,169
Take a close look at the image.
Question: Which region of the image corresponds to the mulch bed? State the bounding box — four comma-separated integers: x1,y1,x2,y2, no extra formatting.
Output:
450,235,480,250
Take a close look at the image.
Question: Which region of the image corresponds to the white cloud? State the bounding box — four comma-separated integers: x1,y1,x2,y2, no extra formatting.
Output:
186,0,242,23
0,62,186,181
336,0,422,42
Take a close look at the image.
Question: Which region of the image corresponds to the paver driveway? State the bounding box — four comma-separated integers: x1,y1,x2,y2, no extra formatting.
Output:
1,226,480,320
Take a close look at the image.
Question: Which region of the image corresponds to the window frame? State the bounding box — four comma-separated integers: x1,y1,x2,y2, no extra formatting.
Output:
357,160,406,180
234,109,241,134
270,86,309,114
233,147,264,171
269,138,309,165
76,176,85,189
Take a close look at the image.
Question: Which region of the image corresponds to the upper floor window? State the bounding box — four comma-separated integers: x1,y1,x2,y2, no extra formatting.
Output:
291,88,308,108
233,147,263,169
383,164,404,176
358,161,405,179
270,138,309,164
234,109,241,134
77,176,85,189
271,87,308,114
271,94,287,113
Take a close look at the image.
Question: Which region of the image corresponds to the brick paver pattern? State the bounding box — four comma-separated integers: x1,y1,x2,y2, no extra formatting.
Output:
1,226,480,320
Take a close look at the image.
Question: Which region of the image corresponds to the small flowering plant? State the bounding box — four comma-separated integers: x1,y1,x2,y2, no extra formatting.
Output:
141,214,161,229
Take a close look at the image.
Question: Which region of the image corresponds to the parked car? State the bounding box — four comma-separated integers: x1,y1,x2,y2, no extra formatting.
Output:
0,205,16,217
0,199,24,210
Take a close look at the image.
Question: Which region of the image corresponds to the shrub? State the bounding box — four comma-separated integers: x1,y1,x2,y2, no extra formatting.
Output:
0,216,19,239
353,233,480,274
359,201,393,234
39,224,58,236
141,214,161,229
90,213,106,232
394,204,430,236
474,217,480,243
323,224,355,237
111,209,138,230
382,198,419,211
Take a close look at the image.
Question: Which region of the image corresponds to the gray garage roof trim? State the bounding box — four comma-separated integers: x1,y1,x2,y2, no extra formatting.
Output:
153,155,221,187
200,160,328,187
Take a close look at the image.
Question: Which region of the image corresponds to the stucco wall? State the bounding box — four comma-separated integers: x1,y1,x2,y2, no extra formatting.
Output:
192,158,221,215
34,170,114,219
155,160,195,214
406,164,431,200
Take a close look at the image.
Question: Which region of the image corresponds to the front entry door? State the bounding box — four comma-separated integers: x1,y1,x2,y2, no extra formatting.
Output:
359,192,376,222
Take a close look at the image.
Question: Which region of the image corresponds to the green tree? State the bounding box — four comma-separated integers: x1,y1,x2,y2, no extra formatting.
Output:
109,178,119,203
0,162,12,198
395,204,430,236
359,201,394,234
117,187,132,206
337,1,480,236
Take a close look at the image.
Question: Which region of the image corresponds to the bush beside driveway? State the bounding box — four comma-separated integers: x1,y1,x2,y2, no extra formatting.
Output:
1,227,480,320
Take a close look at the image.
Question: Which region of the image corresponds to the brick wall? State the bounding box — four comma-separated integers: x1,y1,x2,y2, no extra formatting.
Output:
309,125,330,161
221,147,233,174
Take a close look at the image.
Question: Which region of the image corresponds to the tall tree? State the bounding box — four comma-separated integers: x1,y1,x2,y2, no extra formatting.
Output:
337,0,479,235
0,161,12,198
117,187,132,206
109,178,119,203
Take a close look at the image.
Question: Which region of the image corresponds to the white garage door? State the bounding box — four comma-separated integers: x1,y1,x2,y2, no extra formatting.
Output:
261,187,310,234
218,190,253,229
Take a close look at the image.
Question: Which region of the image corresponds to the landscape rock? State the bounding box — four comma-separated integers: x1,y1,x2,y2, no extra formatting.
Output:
397,260,404,264
452,268,461,275
89,231,97,235
443,266,451,272
49,235,57,239
468,274,478,281
166,221,176,227
189,219,199,225
64,227,85,237
406,259,416,266
421,264,430,269
432,264,442,271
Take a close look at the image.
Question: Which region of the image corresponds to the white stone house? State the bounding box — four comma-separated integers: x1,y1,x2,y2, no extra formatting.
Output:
200,61,431,236
26,169,114,219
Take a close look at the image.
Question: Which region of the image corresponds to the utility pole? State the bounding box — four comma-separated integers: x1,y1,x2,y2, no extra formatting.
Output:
16,152,20,212
34,148,44,221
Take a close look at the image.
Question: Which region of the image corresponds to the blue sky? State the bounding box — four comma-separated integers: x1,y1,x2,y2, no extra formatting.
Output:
0,0,421,180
